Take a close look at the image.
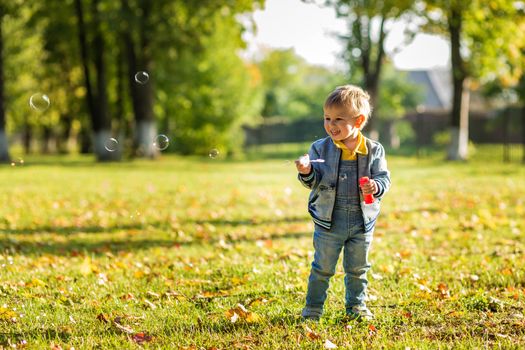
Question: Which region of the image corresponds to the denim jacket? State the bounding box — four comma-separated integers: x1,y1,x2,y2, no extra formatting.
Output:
297,136,391,232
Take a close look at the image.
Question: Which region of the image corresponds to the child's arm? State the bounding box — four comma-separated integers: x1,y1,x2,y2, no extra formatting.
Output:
295,146,320,189
370,144,391,199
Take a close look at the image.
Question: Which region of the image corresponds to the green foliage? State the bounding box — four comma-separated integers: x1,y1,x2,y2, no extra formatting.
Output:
376,63,424,121
2,0,265,156
419,0,525,85
256,48,348,120
159,11,262,156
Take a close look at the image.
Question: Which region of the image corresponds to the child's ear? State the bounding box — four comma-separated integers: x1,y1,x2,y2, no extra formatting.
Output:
356,115,366,128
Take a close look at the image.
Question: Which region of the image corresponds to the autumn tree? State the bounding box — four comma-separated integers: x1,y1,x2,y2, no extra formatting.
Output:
304,0,416,140
419,0,525,160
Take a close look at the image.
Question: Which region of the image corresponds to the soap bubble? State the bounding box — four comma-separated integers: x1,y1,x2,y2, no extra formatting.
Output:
209,149,220,159
153,134,169,151
104,138,119,152
10,158,24,167
29,93,50,112
134,71,149,84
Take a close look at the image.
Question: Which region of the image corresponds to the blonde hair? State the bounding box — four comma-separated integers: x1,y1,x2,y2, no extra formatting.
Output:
324,85,372,123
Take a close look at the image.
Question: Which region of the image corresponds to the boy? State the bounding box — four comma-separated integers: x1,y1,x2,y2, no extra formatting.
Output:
295,85,391,321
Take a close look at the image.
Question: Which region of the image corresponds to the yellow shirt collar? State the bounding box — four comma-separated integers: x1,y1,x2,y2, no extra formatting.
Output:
333,132,368,156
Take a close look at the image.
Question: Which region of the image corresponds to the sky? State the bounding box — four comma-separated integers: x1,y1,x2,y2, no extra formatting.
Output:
242,0,451,71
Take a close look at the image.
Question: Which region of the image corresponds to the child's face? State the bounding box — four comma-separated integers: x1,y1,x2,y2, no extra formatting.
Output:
323,105,364,141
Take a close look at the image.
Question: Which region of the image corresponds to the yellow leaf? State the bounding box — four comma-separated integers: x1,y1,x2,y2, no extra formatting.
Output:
30,278,47,287
0,307,17,321
245,312,261,323
80,256,92,276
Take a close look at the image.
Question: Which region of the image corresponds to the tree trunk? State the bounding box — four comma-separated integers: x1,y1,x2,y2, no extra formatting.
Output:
360,15,386,141
0,16,9,162
121,0,158,158
91,0,119,161
135,120,157,156
74,0,96,126
75,0,118,161
0,129,8,161
503,109,510,162
79,121,91,154
93,129,122,160
383,120,400,149
23,122,32,154
41,126,53,154
57,113,73,154
446,7,469,161
522,104,525,164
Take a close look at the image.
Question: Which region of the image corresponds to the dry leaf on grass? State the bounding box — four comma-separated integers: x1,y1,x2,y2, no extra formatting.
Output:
304,325,321,340
324,339,337,349
224,303,261,323
131,332,154,344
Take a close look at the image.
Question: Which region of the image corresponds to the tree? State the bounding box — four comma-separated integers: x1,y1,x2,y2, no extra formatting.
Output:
118,0,265,157
419,0,525,160
74,0,119,161
0,0,22,162
0,11,8,162
305,0,415,140
1,0,265,159
161,4,264,155
256,48,349,121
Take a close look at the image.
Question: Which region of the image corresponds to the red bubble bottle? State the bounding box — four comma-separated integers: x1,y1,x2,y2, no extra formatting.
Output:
359,176,375,204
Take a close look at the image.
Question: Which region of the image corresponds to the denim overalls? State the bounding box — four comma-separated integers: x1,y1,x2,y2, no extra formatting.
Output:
302,159,373,318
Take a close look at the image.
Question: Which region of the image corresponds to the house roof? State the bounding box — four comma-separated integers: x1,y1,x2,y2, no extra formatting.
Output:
407,69,452,111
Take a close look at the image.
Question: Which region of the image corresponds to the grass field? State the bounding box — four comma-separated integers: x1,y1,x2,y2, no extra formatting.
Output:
1,144,524,349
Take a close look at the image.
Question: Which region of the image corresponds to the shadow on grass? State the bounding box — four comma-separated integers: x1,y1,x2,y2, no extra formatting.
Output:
0,223,153,235
0,228,310,257
192,215,309,227
0,215,310,236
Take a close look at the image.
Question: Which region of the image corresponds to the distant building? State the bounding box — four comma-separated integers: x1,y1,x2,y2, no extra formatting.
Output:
407,69,452,111
403,68,516,145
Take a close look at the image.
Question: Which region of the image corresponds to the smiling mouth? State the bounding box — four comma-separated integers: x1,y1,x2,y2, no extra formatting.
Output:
330,130,340,136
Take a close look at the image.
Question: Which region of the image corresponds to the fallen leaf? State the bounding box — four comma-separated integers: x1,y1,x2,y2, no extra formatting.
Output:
120,293,135,300
143,299,157,309
245,311,262,323
131,332,153,344
437,283,450,299
80,256,92,276
146,291,160,299
229,312,239,323
0,307,17,322
113,318,134,334
305,325,321,340
324,339,337,349
247,297,270,307
96,313,109,323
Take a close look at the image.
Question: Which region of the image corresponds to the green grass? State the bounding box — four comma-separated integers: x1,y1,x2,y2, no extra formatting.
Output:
1,145,524,349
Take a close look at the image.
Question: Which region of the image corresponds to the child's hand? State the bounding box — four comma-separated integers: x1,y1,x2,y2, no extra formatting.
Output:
360,178,378,195
295,154,312,175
